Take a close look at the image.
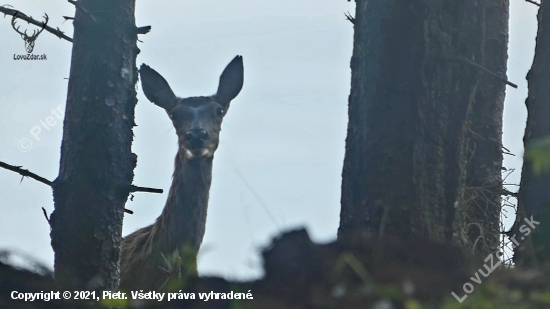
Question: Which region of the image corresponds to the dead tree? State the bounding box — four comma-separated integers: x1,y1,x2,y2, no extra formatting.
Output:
512,0,550,267
462,1,509,255
339,0,510,255
1,1,147,291
48,0,140,290
120,57,244,291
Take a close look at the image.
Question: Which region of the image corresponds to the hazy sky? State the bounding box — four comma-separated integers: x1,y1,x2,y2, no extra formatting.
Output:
0,0,539,280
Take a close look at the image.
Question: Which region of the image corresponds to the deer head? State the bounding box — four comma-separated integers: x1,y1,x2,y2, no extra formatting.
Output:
140,56,244,159
12,13,48,54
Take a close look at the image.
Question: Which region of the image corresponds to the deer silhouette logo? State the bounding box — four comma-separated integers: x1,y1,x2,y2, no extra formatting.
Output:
11,13,48,54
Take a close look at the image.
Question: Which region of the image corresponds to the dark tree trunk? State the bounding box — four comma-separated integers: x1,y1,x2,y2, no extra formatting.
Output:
50,0,138,290
512,0,550,267
463,2,509,255
340,0,509,255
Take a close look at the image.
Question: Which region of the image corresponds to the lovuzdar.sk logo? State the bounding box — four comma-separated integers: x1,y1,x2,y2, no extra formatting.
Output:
11,11,48,60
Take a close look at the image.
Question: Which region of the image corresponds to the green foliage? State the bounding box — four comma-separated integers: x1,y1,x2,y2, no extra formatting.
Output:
435,281,550,309
405,298,423,309
230,284,253,309
332,251,372,284
159,244,199,292
525,136,550,175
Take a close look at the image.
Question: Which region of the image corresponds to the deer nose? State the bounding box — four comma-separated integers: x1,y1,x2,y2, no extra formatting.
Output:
185,129,209,143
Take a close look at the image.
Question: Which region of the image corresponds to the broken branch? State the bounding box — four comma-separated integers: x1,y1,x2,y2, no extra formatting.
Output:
0,161,52,186
42,207,51,226
136,26,151,34
130,185,163,194
67,0,97,23
344,12,355,25
525,0,541,6
458,57,518,88
0,161,160,214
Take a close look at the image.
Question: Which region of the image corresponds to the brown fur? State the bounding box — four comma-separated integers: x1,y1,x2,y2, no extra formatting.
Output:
120,146,213,291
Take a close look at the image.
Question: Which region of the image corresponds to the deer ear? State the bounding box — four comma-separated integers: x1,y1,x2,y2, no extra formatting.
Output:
214,56,244,109
140,64,178,111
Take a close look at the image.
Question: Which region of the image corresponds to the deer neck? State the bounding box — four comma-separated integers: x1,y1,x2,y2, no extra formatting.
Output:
150,152,213,254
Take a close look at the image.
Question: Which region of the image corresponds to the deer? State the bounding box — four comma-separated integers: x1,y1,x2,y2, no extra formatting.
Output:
11,13,48,54
120,56,244,291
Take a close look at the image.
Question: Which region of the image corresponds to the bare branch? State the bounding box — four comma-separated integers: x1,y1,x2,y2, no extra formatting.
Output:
501,188,519,197
525,0,541,6
344,12,355,25
136,26,151,34
0,161,52,186
0,6,73,42
0,160,143,214
42,207,51,226
130,185,163,194
67,0,97,23
458,57,518,88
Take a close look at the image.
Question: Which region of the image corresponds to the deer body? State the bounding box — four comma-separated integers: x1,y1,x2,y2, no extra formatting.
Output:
120,57,244,291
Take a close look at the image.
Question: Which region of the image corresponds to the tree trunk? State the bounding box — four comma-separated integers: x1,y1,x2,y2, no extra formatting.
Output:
463,2,509,256
512,0,550,267
340,0,509,255
50,0,138,290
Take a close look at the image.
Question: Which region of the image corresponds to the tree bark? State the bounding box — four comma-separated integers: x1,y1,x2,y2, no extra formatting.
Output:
512,0,550,267
50,0,138,290
463,1,509,255
340,0,509,255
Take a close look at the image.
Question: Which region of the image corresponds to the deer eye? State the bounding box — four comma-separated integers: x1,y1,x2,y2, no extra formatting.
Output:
170,112,181,121
216,108,224,117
